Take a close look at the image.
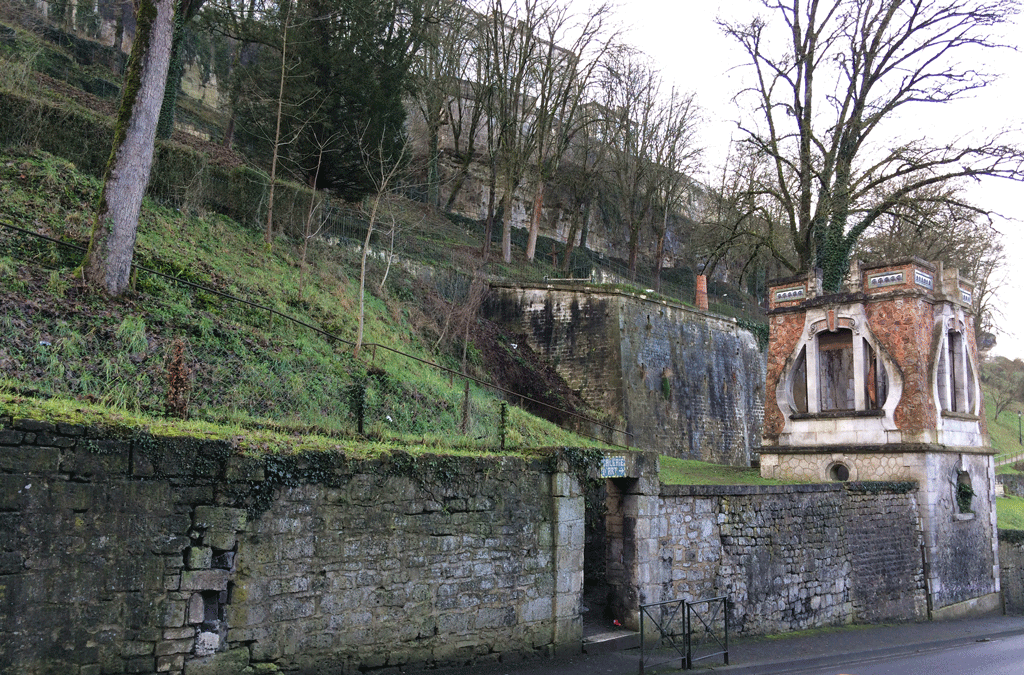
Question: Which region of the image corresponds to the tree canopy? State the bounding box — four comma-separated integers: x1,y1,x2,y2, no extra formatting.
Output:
722,0,1024,292
217,0,434,201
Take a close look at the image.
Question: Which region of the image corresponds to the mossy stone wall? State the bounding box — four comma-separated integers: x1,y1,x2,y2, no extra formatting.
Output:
0,415,585,675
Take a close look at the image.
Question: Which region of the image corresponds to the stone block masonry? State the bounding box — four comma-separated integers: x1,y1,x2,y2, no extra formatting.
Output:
0,413,951,673
999,530,1024,614
0,415,586,675
485,283,765,464
606,480,928,634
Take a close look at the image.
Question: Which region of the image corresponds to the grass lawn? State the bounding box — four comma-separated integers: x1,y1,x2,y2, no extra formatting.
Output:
659,456,795,486
998,495,1024,530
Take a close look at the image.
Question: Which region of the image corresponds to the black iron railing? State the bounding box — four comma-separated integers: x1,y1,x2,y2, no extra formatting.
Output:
639,595,729,672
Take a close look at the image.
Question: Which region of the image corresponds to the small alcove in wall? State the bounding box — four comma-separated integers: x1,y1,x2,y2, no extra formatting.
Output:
954,468,975,517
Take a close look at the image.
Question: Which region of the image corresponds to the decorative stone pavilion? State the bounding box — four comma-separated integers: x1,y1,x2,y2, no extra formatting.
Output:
760,258,1000,618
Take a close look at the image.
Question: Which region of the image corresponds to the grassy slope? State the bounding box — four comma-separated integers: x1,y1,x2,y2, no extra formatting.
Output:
989,392,1024,462
0,23,726,476
0,150,609,456
998,496,1024,530
979,384,1024,529
0,150,780,488
5,150,1023,490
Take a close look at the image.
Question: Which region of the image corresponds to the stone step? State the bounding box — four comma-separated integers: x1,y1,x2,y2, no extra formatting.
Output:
582,628,641,654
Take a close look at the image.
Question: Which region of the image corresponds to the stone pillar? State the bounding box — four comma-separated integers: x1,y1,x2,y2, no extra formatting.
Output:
603,453,661,631
696,275,708,311
550,469,585,655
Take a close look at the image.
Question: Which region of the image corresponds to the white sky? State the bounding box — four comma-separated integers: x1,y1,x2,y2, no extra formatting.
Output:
572,0,1024,358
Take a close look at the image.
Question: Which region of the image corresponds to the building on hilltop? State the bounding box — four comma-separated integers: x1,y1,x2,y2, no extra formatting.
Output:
760,258,1000,618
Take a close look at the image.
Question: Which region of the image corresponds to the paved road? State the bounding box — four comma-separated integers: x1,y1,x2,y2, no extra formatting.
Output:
782,633,1024,675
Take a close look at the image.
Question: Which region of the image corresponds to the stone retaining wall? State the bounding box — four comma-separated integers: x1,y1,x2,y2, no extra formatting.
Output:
999,531,1024,614
0,415,585,675
606,480,928,635
485,285,765,464
0,414,963,674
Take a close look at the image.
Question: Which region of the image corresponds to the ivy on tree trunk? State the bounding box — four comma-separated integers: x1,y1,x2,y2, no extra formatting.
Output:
84,0,177,295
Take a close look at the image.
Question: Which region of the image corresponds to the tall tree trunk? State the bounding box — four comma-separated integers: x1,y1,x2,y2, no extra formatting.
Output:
578,199,591,252
444,145,478,211
426,119,441,210
156,11,186,140
222,114,235,148
84,0,176,296
627,219,639,281
561,205,580,273
525,182,544,261
355,190,382,360
264,0,292,247
481,167,497,261
653,233,665,292
501,191,512,264
654,204,668,292
113,2,125,58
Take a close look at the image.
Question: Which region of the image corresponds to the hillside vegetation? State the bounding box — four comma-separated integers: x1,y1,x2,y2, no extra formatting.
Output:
0,147,618,455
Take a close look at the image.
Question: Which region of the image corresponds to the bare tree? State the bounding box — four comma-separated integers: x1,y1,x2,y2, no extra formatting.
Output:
298,131,338,300
722,0,1024,292
556,101,607,271
981,355,1024,419
443,32,490,211
648,87,701,291
523,0,615,262
855,181,1006,346
478,0,549,263
597,49,664,279
354,140,408,359
263,0,295,246
696,141,797,289
199,0,279,147
409,0,474,210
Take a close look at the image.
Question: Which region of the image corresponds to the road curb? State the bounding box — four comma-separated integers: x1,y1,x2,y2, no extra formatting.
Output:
709,626,1024,675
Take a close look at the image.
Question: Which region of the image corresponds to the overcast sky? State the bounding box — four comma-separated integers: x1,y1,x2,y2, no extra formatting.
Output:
571,0,1024,357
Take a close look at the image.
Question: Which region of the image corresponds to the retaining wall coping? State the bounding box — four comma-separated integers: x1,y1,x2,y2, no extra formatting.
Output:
659,480,919,498
763,443,996,456
486,281,740,325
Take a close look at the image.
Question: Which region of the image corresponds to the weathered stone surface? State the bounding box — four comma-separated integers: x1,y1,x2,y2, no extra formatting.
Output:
186,547,213,570
32,432,76,448
183,647,249,675
607,482,929,636
188,593,205,624
0,418,953,675
0,445,60,473
485,285,765,464
13,419,54,432
181,569,230,592
0,429,25,445
62,446,129,476
194,507,247,532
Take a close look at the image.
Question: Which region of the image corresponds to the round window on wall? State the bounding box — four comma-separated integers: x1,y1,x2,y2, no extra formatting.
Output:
829,462,851,482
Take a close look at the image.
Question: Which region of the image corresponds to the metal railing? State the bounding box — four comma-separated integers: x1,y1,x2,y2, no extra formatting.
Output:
639,595,729,673
996,450,1024,467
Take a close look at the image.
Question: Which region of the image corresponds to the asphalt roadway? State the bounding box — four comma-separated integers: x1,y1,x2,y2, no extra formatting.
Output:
404,614,1024,675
